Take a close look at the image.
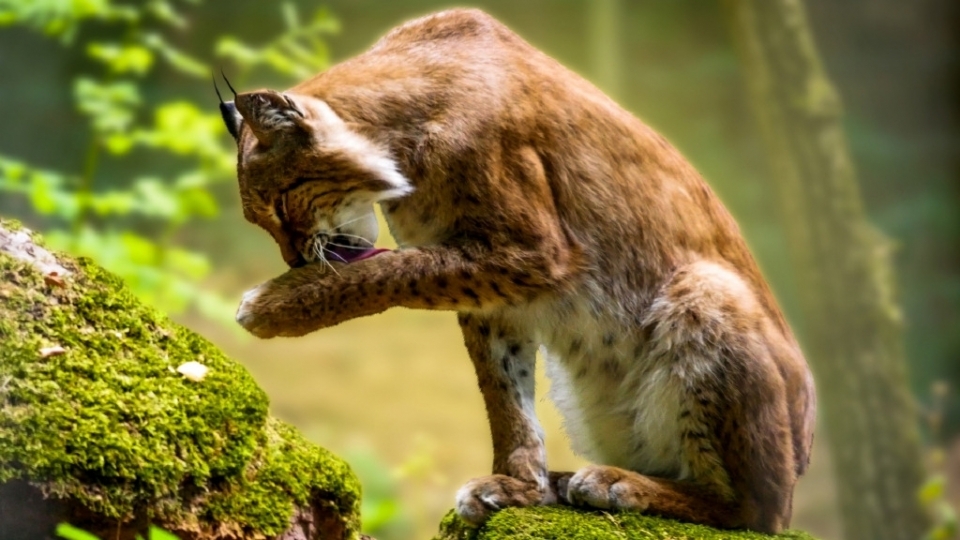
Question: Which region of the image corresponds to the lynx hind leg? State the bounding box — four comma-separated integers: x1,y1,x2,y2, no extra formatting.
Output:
455,313,549,526
566,261,798,533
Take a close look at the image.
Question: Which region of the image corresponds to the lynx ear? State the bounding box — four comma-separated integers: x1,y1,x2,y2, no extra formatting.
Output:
213,73,242,142
219,101,242,141
235,90,306,147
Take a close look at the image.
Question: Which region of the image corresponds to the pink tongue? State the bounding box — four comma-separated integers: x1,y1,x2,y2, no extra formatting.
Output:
327,246,391,264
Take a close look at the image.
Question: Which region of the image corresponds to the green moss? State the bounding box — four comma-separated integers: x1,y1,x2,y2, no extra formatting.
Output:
434,507,819,540
0,222,360,537
1,218,23,232
203,418,361,534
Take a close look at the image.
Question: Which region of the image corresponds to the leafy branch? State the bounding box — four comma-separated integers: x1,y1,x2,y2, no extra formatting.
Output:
0,0,337,326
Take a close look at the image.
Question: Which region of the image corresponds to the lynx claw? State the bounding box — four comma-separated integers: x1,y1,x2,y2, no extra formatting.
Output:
455,483,500,526
455,474,545,526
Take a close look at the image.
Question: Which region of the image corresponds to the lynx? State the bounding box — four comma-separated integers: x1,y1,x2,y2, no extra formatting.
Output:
224,9,815,533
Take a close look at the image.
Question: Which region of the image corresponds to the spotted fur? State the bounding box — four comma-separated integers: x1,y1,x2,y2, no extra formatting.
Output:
228,9,816,534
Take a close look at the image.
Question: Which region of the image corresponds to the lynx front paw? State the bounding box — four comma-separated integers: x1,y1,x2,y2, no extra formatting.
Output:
455,474,545,526
565,465,652,511
236,284,279,338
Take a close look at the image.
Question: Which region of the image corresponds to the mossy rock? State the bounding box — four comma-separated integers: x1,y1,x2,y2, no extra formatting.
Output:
0,221,361,540
434,506,819,540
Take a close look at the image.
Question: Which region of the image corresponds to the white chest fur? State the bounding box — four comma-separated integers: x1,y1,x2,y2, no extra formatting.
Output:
528,290,690,480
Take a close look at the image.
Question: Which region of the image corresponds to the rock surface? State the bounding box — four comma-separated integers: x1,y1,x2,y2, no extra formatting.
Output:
0,221,361,540
434,507,819,540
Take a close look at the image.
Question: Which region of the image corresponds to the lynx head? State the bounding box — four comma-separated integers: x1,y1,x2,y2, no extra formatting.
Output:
219,85,410,268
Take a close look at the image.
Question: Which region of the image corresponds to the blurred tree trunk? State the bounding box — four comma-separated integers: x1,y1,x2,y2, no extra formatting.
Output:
721,1,930,540
587,0,621,100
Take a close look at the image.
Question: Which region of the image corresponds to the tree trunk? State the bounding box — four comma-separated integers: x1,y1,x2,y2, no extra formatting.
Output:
720,2,930,540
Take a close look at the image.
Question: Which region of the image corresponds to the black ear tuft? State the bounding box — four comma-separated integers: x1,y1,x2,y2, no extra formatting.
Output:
214,73,242,142
220,101,242,141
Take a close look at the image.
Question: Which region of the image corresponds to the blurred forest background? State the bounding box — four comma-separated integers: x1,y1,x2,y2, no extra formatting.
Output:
0,1,957,539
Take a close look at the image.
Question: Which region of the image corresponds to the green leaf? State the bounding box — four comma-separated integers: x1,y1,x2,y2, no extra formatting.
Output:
0,0,139,42
145,0,186,28
363,498,400,532
0,155,27,186
166,248,211,280
87,43,154,75
132,177,180,219
281,1,299,30
309,6,340,33
55,523,100,540
195,289,240,329
28,170,79,219
141,33,209,78
919,475,945,505
73,78,140,134
262,48,305,78
278,39,321,69
120,231,160,266
214,6,338,76
176,186,219,219
0,0,337,336
104,132,135,155
89,190,137,217
215,36,262,67
131,102,231,165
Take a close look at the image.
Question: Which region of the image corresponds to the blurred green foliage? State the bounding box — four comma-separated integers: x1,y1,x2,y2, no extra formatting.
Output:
920,474,958,540
216,2,339,79
921,383,960,540
347,446,412,538
344,435,456,539
0,0,337,325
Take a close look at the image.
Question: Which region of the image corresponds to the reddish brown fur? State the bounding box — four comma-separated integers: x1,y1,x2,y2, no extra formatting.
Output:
229,9,816,533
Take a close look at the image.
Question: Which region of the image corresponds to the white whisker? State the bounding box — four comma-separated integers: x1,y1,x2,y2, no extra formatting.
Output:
324,247,349,263
311,242,327,274
315,243,340,276
324,257,341,276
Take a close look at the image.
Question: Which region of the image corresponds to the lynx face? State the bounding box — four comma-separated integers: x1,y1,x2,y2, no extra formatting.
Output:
221,89,411,268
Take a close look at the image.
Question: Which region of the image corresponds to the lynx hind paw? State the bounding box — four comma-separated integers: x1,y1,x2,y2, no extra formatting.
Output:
565,465,651,511
455,474,545,526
